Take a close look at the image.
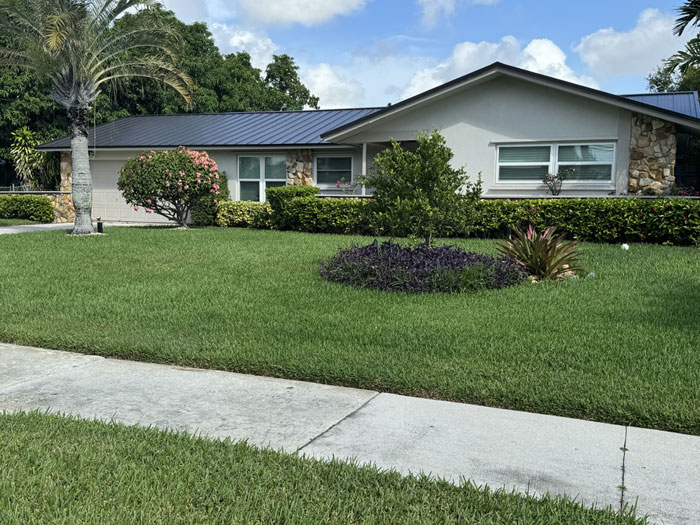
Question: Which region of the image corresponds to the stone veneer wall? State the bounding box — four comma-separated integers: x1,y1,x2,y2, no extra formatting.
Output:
629,113,677,195
0,152,74,223
286,149,313,185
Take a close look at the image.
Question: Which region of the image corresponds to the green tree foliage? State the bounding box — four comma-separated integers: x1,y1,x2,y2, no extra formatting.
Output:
0,6,318,179
368,130,482,246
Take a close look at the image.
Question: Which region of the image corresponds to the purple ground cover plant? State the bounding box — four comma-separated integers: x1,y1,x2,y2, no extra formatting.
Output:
320,240,527,293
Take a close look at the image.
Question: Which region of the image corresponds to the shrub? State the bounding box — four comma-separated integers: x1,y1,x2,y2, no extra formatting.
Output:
118,147,225,227
497,226,582,280
473,198,700,245
266,185,320,229
284,197,368,234
190,174,230,226
320,240,527,293
0,195,54,223
368,130,482,245
216,201,273,229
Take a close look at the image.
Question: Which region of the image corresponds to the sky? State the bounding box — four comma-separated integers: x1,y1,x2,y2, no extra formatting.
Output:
160,0,694,109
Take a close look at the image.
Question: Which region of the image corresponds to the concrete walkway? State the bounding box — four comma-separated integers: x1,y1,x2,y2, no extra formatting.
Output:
1,343,698,525
0,223,73,235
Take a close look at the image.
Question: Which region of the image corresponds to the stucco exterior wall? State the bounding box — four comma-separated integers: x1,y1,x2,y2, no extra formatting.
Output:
342,76,634,197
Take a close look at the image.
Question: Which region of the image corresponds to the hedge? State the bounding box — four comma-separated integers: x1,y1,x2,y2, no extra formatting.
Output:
216,195,700,245
216,201,273,229
473,198,700,245
265,185,320,229
0,195,54,223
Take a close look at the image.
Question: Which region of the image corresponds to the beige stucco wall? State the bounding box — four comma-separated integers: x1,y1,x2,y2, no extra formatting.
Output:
342,75,634,197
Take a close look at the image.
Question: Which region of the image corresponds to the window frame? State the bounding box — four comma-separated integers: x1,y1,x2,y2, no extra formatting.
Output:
314,154,354,188
495,142,616,187
237,154,287,202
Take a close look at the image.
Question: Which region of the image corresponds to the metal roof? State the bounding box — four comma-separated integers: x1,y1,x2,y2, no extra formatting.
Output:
37,108,383,150
621,92,700,119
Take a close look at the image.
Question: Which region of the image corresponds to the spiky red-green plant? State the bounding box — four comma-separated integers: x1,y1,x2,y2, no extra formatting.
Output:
497,225,582,280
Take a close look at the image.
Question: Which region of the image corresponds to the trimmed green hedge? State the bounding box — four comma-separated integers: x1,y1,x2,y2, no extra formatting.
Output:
216,201,273,229
217,194,700,245
473,198,700,245
0,195,54,223
266,185,320,229
284,197,369,234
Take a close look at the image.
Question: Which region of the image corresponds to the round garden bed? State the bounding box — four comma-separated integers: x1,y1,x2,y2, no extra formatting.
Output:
320,240,527,293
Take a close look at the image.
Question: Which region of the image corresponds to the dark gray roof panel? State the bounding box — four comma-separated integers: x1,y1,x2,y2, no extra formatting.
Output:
38,108,383,150
621,92,700,119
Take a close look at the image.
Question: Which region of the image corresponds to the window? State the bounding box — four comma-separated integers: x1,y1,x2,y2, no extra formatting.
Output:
316,156,352,186
238,155,286,202
497,143,615,183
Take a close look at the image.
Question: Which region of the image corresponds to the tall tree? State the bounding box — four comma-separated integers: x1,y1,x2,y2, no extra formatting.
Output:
0,0,192,234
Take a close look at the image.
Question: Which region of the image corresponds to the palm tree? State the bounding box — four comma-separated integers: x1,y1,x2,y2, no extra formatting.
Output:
0,0,193,234
668,1,700,74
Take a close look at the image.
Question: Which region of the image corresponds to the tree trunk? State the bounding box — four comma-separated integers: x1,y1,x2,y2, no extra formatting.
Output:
69,106,94,235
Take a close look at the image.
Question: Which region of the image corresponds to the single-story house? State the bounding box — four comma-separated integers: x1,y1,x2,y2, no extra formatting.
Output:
38,62,700,224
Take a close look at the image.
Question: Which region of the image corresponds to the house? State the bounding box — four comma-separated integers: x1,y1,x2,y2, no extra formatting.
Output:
38,62,700,224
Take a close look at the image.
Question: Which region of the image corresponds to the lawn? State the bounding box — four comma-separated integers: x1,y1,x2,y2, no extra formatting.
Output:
0,227,698,435
0,218,35,226
0,411,645,524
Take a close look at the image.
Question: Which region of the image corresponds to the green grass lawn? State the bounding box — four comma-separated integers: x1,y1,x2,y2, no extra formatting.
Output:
0,411,645,524
0,218,35,226
0,227,699,435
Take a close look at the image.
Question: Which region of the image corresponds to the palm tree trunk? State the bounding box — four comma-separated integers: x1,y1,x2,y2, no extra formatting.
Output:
68,106,94,235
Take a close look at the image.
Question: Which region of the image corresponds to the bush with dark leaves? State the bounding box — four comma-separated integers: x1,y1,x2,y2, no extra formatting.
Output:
320,240,527,293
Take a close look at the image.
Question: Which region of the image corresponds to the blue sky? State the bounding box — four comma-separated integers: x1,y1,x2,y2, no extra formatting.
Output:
161,0,693,108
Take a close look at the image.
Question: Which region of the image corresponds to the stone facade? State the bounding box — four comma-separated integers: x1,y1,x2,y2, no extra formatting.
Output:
53,151,75,223
629,113,677,195
286,149,313,186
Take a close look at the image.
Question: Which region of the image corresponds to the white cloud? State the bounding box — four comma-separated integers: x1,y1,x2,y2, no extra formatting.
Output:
209,24,278,68
417,0,499,28
575,8,693,77
301,63,365,108
403,36,597,99
237,0,367,26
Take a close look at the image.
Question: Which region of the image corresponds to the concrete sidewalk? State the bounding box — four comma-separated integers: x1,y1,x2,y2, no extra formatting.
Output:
0,223,73,235
1,343,698,524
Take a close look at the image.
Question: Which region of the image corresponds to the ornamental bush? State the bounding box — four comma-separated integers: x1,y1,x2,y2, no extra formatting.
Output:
367,130,482,245
283,196,369,234
118,147,225,227
266,185,320,229
0,195,54,223
320,240,527,293
216,201,273,229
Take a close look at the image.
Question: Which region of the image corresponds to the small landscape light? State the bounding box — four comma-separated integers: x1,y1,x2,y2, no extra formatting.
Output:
97,217,103,234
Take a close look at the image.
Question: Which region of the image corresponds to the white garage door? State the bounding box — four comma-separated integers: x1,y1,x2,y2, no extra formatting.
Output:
90,160,172,223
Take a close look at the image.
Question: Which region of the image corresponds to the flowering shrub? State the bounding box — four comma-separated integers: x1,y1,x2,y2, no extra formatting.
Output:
118,147,226,226
320,240,527,293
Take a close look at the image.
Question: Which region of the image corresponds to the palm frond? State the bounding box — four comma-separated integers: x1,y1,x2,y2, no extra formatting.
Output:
95,57,193,108
675,0,700,35
665,37,700,74
0,48,33,69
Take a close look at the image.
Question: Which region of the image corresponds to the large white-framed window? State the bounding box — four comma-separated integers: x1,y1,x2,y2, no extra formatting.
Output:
496,143,615,184
315,155,353,187
238,155,286,202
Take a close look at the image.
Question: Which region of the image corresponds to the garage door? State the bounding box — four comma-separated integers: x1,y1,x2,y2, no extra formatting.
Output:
90,160,172,223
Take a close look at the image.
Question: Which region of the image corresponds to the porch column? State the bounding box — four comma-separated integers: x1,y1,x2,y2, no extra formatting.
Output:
361,142,367,196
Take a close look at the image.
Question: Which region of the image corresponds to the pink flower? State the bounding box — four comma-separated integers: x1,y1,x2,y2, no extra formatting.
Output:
147,199,152,204
184,185,189,190
166,183,170,187
213,199,218,204
196,172,201,178
133,206,139,211
197,179,201,184
145,208,152,213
